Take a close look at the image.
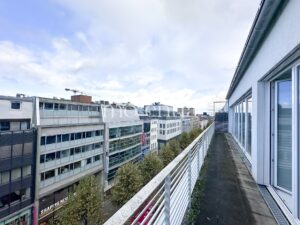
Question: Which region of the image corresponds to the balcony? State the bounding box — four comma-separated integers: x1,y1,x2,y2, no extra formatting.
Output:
103,123,277,225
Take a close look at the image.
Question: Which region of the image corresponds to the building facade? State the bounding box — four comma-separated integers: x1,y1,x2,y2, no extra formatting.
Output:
227,0,300,223
34,96,105,224
101,104,142,189
145,103,181,150
0,96,36,225
177,107,195,116
181,117,192,133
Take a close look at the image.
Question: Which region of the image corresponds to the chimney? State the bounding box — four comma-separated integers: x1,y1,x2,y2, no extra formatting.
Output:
71,95,92,104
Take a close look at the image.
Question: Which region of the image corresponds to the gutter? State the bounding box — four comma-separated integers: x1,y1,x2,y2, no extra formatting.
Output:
226,0,287,99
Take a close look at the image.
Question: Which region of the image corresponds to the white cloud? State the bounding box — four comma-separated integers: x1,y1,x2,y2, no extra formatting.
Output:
0,0,261,114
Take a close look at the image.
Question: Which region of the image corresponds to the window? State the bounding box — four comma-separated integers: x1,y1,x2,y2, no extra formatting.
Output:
96,130,101,136
0,121,10,131
86,158,92,165
74,161,81,169
40,155,45,163
23,165,31,177
56,151,61,159
75,132,82,140
246,97,252,154
71,133,75,141
44,103,53,110
62,134,69,142
57,135,62,143
275,79,292,192
46,152,56,162
40,137,45,146
11,168,21,181
75,147,81,154
0,171,10,184
11,102,21,109
20,121,29,130
61,149,69,158
86,131,92,138
44,170,55,180
70,148,74,155
54,103,59,110
46,136,56,145
59,104,66,110
94,155,100,162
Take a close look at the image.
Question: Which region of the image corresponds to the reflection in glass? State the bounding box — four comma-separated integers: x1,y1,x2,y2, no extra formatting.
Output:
246,98,252,155
276,80,292,191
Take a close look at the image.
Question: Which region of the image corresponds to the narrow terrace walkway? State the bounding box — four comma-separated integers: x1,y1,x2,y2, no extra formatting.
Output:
195,133,277,225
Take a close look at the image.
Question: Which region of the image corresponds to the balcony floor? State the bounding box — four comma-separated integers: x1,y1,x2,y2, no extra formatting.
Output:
195,133,277,225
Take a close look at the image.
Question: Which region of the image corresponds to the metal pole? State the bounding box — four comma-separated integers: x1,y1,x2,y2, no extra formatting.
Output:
164,174,171,225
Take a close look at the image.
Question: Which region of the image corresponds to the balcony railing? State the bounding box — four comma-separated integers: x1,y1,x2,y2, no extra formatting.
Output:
104,123,215,225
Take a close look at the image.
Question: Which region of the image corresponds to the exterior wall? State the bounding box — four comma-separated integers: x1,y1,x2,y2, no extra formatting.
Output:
35,98,105,224
228,0,300,183
104,121,143,186
157,119,181,141
150,119,158,153
0,97,35,225
0,97,33,121
181,117,192,133
227,1,300,223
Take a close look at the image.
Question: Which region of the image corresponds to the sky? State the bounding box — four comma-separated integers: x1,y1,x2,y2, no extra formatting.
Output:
0,0,261,113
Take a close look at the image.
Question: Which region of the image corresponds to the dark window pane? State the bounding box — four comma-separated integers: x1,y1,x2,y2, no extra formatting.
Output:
46,136,56,145
86,132,92,138
75,132,82,140
11,102,21,109
57,135,62,143
56,151,61,159
44,103,53,110
40,155,45,163
41,137,46,146
62,134,69,142
59,104,66,110
54,103,59,110
0,121,10,131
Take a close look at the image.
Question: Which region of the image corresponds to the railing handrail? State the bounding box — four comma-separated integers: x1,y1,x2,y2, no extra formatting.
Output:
104,122,215,225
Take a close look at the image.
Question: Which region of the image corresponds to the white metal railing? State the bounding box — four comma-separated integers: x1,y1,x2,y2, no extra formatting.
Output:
104,122,215,225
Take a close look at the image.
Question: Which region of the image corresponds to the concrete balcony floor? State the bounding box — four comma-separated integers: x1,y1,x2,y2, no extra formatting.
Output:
195,133,277,225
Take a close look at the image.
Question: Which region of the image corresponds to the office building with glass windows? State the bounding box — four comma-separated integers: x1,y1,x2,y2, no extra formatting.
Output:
34,96,105,224
0,96,36,225
101,103,143,189
227,0,300,223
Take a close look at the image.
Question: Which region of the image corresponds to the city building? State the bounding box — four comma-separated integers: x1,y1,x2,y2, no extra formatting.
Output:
145,103,181,150
34,96,105,224
177,107,195,116
138,109,159,156
181,117,192,133
0,95,36,225
101,103,143,189
227,0,300,223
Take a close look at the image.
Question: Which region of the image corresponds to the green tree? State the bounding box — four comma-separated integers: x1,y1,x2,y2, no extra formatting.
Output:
159,145,175,166
180,132,190,150
56,175,103,225
140,152,164,184
112,163,143,205
189,128,200,142
168,140,181,156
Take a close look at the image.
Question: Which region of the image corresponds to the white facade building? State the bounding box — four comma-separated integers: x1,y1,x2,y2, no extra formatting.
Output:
34,97,105,223
150,119,158,153
227,0,300,223
144,103,181,150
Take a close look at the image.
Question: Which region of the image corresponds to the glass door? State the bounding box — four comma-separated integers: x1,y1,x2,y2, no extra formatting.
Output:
274,77,292,210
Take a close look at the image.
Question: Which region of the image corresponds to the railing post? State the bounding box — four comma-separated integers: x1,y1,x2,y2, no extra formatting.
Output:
164,174,171,225
188,151,192,208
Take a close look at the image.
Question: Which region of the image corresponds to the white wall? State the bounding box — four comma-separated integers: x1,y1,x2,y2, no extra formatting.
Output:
228,0,300,184
0,98,33,120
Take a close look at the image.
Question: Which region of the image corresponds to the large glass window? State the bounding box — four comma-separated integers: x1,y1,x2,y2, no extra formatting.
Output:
276,79,292,192
246,97,252,155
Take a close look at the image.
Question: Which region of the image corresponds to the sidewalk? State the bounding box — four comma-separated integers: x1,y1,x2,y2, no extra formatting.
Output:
195,133,277,225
